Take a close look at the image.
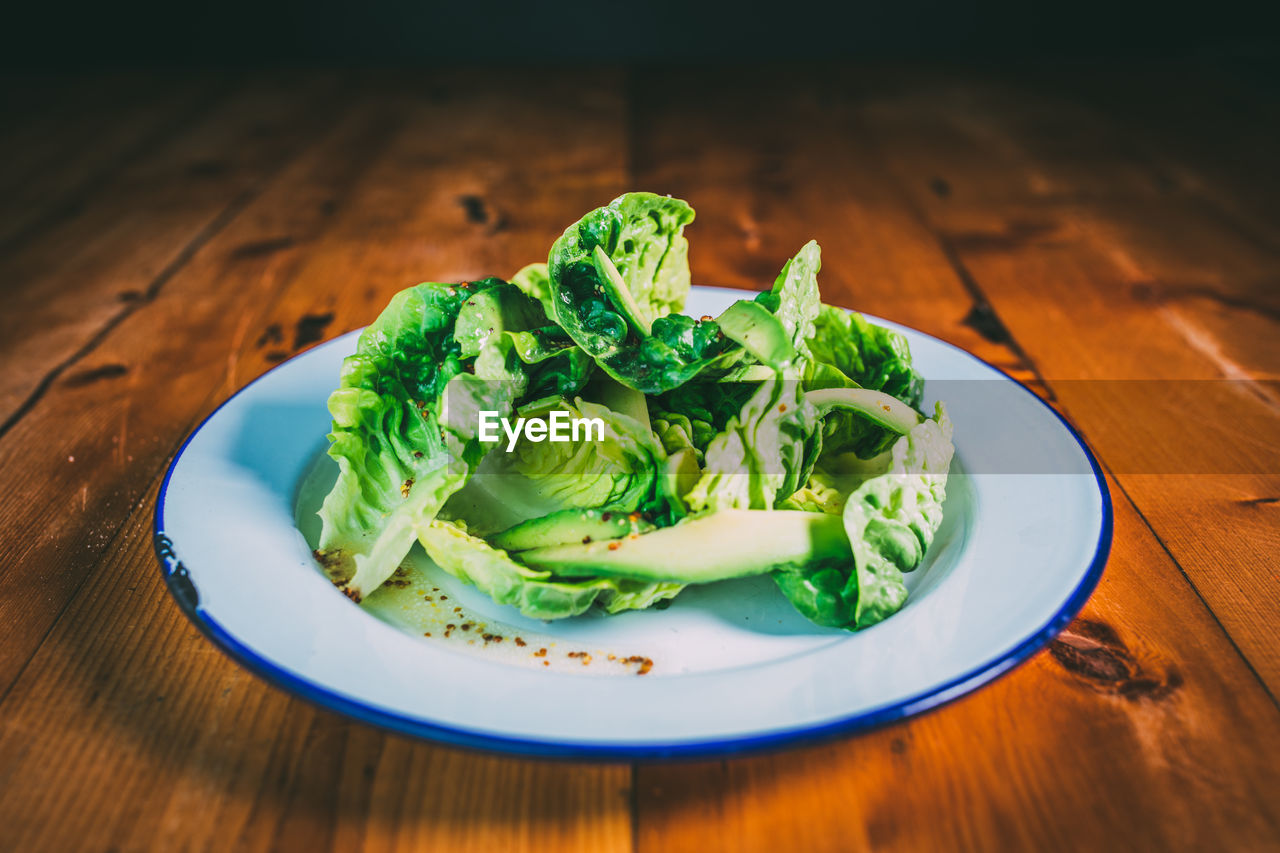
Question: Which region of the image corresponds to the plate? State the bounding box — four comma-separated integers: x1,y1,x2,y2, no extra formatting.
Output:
155,286,1110,758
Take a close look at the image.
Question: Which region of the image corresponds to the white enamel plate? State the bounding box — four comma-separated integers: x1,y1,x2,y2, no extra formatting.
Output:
156,287,1110,758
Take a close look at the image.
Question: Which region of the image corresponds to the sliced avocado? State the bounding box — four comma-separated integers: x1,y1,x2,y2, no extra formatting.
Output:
664,447,702,500
518,509,850,583
585,371,651,431
516,394,568,419
805,387,922,434
490,507,655,552
593,245,653,336
715,300,795,368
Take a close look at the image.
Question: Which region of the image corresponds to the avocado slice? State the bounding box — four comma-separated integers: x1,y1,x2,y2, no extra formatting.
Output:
593,245,654,336
515,394,568,419
715,299,795,368
490,507,656,552
517,509,851,583
805,387,922,434
664,447,702,500
585,371,652,432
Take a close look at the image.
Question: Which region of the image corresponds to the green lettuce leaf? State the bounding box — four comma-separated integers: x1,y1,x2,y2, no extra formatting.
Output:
649,381,754,452
508,398,676,519
753,239,822,357
548,192,794,394
682,377,821,512
317,278,538,600
773,403,954,630
441,396,682,540
776,467,851,515
807,304,923,407
549,192,694,332
509,262,555,320
799,305,922,458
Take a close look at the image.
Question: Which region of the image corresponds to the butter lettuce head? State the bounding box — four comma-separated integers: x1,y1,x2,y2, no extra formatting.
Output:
318,279,540,600
315,193,956,633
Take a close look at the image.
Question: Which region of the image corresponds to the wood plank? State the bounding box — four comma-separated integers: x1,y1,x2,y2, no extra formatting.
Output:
0,72,231,249
0,72,339,431
0,76,369,696
0,482,631,852
219,72,630,388
1010,62,1280,248
853,69,1280,692
0,70,632,851
627,67,1039,387
627,65,1280,851
3,65,1275,850
0,73,180,194
636,479,1280,853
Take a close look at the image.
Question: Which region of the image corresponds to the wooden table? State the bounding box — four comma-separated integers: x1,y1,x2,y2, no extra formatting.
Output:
1,64,1277,851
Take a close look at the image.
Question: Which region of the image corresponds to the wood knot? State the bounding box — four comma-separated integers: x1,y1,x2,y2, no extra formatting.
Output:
63,363,129,387
230,236,297,259
457,194,508,234
458,194,489,225
1049,619,1181,701
293,312,334,350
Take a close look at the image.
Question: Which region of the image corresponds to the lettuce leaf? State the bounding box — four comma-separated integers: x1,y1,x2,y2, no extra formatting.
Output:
807,305,923,407
547,192,792,394
798,305,922,459
509,262,556,320
650,381,753,452
682,377,821,512
773,403,954,629
651,239,834,510
753,239,822,357
549,192,694,333
441,395,683,543
507,398,677,521
776,467,851,515
317,279,538,600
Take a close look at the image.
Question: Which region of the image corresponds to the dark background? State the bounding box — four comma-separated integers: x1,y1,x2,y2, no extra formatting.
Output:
2,0,1278,67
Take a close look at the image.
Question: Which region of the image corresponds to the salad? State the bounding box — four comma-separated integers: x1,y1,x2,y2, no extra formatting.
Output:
313,193,954,631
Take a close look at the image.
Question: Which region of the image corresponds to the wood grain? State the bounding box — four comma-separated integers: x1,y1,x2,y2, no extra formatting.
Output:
0,70,633,851
0,482,630,852
0,65,1276,851
0,72,340,429
635,477,1280,852
626,65,1280,852
850,70,1280,692
0,73,231,250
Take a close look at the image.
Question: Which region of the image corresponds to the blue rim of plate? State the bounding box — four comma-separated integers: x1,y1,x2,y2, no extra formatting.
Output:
154,323,1112,761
